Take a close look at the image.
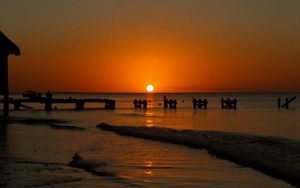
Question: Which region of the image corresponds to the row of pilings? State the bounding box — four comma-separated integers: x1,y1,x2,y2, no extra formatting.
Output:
1,95,297,112
133,96,297,110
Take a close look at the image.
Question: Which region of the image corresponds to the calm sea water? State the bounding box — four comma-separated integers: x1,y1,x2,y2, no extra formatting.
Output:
1,93,299,187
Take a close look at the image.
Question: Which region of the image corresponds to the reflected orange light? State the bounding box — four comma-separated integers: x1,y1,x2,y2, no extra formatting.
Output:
144,170,153,176
146,161,153,167
145,119,154,127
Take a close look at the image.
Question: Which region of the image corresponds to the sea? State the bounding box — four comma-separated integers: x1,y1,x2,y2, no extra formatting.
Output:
0,92,299,187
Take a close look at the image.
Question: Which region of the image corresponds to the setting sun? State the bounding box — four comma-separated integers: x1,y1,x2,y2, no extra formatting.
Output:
146,85,154,93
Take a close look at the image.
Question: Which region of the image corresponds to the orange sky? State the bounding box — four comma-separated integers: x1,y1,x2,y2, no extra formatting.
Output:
1,0,300,92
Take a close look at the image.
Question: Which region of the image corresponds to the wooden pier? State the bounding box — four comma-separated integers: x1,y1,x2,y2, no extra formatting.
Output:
0,97,116,111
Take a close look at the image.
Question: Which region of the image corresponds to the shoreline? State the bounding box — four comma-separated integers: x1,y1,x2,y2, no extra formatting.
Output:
0,117,85,130
97,123,300,187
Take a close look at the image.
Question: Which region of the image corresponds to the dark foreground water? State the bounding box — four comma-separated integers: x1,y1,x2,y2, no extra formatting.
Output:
0,93,299,187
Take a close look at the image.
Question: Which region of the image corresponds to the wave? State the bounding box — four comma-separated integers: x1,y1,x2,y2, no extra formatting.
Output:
69,152,109,176
69,152,143,187
96,123,300,187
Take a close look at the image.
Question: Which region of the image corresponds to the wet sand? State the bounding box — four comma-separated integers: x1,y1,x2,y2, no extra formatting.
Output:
1,117,85,130
97,123,300,187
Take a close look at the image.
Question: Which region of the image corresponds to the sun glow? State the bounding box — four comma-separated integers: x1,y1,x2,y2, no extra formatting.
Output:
146,85,154,93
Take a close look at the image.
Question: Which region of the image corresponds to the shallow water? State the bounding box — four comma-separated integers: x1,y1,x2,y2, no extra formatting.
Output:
1,122,294,188
0,93,299,187
7,92,300,139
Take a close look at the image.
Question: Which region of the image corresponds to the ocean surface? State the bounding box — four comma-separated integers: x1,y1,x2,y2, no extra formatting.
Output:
1,93,299,187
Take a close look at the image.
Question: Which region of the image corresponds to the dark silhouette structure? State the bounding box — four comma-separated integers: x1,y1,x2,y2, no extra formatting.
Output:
163,96,177,109
192,98,197,109
45,90,53,111
278,96,296,109
133,99,148,109
142,100,148,109
22,91,42,100
192,98,208,109
221,98,237,109
163,96,168,109
1,91,116,110
173,100,177,109
133,99,138,108
0,31,21,117
104,99,116,110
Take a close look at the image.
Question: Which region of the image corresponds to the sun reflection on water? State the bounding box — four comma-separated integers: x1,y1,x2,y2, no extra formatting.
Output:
144,170,154,176
145,111,156,127
146,161,153,167
145,119,154,127
143,161,154,183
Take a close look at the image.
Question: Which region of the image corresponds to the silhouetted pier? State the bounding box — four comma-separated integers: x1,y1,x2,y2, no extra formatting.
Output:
0,97,116,111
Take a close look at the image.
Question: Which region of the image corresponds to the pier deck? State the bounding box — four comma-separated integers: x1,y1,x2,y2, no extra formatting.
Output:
0,98,116,110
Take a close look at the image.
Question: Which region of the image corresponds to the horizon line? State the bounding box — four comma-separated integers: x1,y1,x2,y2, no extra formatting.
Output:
10,91,300,94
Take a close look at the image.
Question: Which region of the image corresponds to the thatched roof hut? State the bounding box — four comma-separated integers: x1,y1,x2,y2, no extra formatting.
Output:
0,31,20,56
0,31,21,117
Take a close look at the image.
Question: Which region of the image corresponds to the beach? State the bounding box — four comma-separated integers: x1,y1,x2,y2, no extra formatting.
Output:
2,0,300,187
0,93,299,187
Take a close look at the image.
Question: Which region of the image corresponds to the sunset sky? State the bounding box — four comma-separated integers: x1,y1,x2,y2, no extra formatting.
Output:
1,0,299,92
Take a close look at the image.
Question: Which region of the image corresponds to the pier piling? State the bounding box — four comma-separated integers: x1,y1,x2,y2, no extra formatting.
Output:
133,99,148,109
163,96,177,109
221,98,237,109
193,98,208,109
278,96,296,109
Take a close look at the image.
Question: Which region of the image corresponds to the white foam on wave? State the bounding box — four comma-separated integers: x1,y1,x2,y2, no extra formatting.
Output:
68,152,144,187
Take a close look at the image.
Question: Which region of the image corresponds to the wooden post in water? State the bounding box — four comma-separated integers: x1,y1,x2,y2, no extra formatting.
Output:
105,100,116,110
75,100,85,110
44,90,53,111
193,98,208,109
278,96,296,109
0,31,21,117
221,98,237,109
